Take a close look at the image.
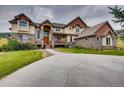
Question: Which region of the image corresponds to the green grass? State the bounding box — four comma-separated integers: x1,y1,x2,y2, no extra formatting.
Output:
56,48,124,56
0,50,43,79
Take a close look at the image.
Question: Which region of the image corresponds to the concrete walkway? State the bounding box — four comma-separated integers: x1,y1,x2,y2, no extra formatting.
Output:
0,49,124,87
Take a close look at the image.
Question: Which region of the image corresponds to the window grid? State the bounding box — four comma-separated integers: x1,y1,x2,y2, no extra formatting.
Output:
19,20,28,29
106,37,111,45
76,27,80,32
56,28,60,32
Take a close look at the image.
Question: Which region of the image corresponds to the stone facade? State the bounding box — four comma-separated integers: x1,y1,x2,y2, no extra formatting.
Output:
75,21,117,49
75,36,100,49
76,36,117,49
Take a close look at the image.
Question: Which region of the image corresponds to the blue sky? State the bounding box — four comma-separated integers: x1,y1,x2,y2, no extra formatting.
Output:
0,5,124,32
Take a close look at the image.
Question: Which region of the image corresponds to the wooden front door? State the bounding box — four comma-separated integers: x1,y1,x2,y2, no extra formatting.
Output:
43,37,49,45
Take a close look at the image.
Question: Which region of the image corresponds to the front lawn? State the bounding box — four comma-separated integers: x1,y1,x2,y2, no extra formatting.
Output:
0,50,43,79
56,48,124,56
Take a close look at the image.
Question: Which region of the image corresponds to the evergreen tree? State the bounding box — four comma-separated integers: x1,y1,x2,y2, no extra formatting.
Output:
108,5,124,27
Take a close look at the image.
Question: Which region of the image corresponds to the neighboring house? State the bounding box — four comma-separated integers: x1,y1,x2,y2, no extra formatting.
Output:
9,13,87,48
9,13,117,49
75,21,117,49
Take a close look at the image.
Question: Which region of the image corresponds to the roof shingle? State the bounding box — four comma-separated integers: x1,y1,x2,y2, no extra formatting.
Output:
52,23,66,28
76,21,107,39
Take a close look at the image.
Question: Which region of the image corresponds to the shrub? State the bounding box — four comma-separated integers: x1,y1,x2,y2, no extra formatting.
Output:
0,44,8,52
7,39,20,51
0,39,37,52
65,42,76,48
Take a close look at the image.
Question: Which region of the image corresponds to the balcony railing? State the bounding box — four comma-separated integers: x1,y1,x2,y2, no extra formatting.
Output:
54,40,66,45
18,30,29,33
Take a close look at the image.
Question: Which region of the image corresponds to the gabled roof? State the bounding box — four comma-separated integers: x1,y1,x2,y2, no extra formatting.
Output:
40,19,53,25
14,13,31,21
76,21,117,39
8,19,16,23
9,13,35,25
66,16,87,27
34,22,40,25
52,23,66,28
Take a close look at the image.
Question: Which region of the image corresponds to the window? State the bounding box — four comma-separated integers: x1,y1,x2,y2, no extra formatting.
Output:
76,27,80,32
36,30,41,39
44,31,49,36
19,35,28,43
106,37,111,45
55,28,60,32
19,20,28,29
55,36,61,41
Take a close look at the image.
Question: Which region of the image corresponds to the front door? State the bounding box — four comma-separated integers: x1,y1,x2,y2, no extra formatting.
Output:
43,37,49,45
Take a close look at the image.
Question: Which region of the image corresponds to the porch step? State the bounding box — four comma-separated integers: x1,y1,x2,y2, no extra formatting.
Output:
45,44,51,49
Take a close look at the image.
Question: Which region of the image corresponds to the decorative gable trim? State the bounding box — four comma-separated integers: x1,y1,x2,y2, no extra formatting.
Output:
95,21,117,37
9,13,35,26
40,20,53,26
65,16,87,28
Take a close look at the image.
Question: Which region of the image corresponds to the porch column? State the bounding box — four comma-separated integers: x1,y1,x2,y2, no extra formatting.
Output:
41,26,44,48
51,28,54,48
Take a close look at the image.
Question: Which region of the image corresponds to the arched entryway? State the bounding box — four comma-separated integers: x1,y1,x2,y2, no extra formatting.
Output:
43,25,51,48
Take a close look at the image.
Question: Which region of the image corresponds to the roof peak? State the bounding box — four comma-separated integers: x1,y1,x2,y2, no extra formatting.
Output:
66,16,87,27
91,21,108,28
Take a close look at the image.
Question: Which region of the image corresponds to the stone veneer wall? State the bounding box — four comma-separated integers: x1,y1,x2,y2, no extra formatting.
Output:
76,37,99,49
11,33,35,44
76,36,117,49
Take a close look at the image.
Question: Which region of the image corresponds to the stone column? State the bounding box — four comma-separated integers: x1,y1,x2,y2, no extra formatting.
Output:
41,26,44,48
51,28,54,48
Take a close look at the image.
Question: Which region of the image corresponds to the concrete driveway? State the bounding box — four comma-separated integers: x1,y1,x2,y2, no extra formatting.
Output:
0,49,124,87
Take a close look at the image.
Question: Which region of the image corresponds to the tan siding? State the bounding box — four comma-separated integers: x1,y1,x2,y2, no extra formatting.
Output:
11,24,18,33
29,25,35,34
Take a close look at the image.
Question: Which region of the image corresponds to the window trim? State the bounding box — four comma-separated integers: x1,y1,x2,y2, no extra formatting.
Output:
106,37,111,45
76,27,80,32
55,28,60,32
18,20,29,30
36,30,41,39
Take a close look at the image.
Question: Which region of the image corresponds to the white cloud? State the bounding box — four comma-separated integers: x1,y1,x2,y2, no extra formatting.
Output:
0,5,123,32
32,6,54,22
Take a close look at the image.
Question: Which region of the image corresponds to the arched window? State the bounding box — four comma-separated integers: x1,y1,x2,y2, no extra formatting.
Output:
76,27,80,32
19,20,28,29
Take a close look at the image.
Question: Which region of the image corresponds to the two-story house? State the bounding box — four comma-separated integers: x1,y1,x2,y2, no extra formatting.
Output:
9,13,117,49
9,13,87,48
